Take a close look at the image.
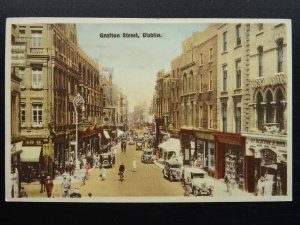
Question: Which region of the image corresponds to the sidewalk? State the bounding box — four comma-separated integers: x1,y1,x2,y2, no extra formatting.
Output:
153,159,164,170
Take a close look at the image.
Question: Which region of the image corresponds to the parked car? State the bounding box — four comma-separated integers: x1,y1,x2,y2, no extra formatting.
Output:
163,158,182,182
182,167,214,196
141,149,154,163
99,152,115,168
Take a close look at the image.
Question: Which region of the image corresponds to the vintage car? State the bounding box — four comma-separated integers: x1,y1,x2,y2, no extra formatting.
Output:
128,137,135,145
136,137,144,150
182,167,214,196
99,151,115,168
141,149,154,163
163,158,182,182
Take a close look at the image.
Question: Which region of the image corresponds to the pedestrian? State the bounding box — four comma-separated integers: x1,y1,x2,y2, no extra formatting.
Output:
45,176,54,198
38,170,47,193
100,165,107,181
84,161,90,179
61,173,71,198
19,187,28,198
132,158,137,172
224,174,230,193
80,166,86,186
118,163,125,181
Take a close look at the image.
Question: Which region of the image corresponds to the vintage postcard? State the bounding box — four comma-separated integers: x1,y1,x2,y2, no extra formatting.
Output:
5,18,292,202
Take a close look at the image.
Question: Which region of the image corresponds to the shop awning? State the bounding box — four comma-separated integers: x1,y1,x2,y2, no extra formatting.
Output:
158,138,181,152
21,146,42,162
103,130,111,139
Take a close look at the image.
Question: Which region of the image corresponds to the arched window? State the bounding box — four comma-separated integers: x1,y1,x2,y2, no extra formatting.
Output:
276,88,285,130
266,90,273,123
256,92,263,130
277,38,283,73
258,46,263,77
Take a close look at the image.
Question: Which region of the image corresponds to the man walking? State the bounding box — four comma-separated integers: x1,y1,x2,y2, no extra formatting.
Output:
38,170,47,193
45,176,54,198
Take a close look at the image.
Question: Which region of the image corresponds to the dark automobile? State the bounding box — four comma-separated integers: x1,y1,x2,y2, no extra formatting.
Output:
163,159,182,182
141,149,154,163
99,152,115,168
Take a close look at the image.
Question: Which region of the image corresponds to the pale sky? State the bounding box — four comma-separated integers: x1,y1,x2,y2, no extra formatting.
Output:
76,23,208,108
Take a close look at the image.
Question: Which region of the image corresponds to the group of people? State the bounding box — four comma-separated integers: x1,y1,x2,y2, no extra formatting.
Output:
37,171,55,198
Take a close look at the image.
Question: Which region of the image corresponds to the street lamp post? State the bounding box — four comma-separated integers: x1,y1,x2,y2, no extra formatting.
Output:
73,93,85,170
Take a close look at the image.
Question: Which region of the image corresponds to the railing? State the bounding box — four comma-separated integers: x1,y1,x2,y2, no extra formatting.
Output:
29,48,47,55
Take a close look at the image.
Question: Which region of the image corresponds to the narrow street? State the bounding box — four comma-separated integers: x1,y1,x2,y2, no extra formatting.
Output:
22,142,184,198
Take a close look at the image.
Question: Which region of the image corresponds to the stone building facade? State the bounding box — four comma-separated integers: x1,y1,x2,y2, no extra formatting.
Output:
242,23,288,195
14,23,103,177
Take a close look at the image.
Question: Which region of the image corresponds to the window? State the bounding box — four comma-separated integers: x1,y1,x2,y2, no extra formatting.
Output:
277,39,283,72
209,48,213,62
20,103,26,127
200,53,203,65
31,30,42,48
199,106,203,127
258,23,264,31
223,31,228,52
19,68,25,88
32,67,42,88
258,46,263,77
209,105,213,128
209,71,213,90
222,65,227,91
199,74,203,92
236,24,241,46
236,60,241,89
266,90,273,123
235,103,241,133
32,104,43,127
222,103,227,132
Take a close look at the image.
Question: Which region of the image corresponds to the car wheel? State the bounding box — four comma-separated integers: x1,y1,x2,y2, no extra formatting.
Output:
193,188,198,196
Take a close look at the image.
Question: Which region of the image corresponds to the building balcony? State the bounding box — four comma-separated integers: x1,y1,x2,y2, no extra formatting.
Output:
28,48,48,55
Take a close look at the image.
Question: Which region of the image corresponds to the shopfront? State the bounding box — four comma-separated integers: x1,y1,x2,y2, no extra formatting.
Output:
244,134,287,195
214,132,245,190
180,128,216,177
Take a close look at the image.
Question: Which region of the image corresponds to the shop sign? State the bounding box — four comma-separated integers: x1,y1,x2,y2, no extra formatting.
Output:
23,139,44,146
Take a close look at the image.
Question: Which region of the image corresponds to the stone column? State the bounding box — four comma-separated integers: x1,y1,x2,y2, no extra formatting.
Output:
251,103,257,130
281,100,287,131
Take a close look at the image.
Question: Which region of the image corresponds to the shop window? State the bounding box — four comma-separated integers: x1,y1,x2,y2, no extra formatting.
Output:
31,30,42,48
222,65,227,91
222,103,227,132
277,38,283,73
208,142,215,170
223,31,228,52
32,104,43,127
258,46,263,77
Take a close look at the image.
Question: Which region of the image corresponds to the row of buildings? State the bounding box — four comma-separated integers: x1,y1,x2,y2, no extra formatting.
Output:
10,23,128,197
153,23,289,195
